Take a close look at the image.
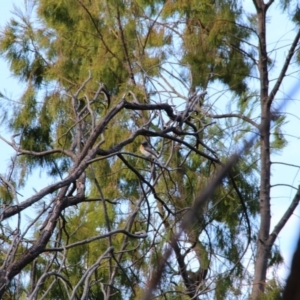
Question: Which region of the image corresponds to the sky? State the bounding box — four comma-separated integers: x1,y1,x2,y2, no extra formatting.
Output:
1,0,300,285
0,1,47,190
0,2,23,160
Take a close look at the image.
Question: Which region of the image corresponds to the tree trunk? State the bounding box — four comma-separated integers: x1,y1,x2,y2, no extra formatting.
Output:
251,0,271,298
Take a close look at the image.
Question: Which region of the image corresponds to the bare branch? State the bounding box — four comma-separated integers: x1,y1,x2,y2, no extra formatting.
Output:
199,110,259,129
268,186,300,247
70,246,114,300
0,135,75,159
268,28,300,106
45,229,147,252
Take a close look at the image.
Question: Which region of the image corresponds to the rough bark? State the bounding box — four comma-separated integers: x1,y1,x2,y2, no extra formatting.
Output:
251,1,271,297
251,0,300,298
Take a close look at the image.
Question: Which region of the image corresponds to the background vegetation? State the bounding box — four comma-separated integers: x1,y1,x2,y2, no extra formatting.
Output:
0,0,300,299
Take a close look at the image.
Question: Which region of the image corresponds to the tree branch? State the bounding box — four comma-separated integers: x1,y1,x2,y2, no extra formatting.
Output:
0,135,75,159
45,230,147,252
200,111,259,129
267,28,300,106
268,186,300,246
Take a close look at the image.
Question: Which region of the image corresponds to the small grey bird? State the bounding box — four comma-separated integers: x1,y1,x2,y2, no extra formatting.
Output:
139,141,158,159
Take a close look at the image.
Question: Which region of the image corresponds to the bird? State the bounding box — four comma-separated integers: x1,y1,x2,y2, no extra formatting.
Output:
139,141,159,159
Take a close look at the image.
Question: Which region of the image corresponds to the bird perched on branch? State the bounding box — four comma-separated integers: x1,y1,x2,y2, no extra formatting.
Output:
139,141,159,159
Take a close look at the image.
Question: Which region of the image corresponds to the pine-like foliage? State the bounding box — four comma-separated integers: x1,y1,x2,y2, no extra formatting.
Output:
0,0,299,299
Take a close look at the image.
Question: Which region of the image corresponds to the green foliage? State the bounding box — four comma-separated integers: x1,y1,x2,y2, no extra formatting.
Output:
0,16,47,87
259,278,283,300
271,113,287,152
162,0,252,94
268,245,284,268
215,274,232,300
0,0,289,299
0,185,14,205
